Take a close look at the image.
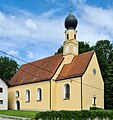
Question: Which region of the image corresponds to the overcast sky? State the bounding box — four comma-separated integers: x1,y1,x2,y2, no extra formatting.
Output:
0,0,113,65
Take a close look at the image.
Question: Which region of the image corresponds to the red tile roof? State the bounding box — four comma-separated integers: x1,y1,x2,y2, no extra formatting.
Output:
56,50,94,80
9,50,94,86
9,53,63,86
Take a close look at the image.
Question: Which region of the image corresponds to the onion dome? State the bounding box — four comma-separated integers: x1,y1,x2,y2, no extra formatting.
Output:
65,9,78,30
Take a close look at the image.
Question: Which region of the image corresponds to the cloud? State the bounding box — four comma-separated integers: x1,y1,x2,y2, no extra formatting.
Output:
0,8,64,44
7,50,19,56
0,12,5,22
71,0,113,44
0,8,65,64
25,19,37,30
0,2,113,64
26,51,35,59
71,0,86,9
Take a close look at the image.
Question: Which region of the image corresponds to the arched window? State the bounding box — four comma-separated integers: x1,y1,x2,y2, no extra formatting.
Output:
15,91,19,98
26,90,30,102
63,83,70,100
36,88,42,101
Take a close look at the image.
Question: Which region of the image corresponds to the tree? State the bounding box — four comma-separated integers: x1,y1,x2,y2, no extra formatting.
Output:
94,40,113,109
105,61,113,109
79,41,94,54
55,46,63,54
94,40,113,82
0,56,19,81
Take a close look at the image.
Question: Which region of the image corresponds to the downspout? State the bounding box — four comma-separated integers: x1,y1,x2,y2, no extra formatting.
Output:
81,76,83,110
50,80,51,110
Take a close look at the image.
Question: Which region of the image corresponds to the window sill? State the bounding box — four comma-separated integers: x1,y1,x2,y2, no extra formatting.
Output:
93,104,96,107
63,98,70,100
15,96,19,98
37,100,42,102
25,101,30,103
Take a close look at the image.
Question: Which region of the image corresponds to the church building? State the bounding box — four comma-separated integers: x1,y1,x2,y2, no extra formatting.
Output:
8,10,104,111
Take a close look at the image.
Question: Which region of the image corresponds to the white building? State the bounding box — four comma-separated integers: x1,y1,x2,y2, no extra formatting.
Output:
0,78,8,110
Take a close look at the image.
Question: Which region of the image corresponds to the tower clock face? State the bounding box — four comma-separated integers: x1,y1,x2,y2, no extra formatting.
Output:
74,46,76,54
66,45,69,53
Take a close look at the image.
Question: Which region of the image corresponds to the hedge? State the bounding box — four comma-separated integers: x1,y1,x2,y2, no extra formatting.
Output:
35,110,113,120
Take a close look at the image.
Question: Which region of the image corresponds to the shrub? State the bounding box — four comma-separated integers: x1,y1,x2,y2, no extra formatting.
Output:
35,110,113,120
90,107,103,110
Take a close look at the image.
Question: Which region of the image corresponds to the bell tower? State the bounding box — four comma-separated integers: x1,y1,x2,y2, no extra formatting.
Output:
63,9,78,62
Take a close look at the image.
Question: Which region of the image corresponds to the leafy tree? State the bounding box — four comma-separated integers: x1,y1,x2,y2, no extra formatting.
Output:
79,41,94,54
55,46,63,54
105,61,113,109
0,56,19,81
94,40,112,79
94,40,113,109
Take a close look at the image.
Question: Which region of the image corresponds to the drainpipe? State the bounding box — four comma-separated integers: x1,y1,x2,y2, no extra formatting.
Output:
49,80,51,110
81,76,83,110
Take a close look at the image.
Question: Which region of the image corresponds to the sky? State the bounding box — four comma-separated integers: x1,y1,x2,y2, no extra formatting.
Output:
0,0,113,65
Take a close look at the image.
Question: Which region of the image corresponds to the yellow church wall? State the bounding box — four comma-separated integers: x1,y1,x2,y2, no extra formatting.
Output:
82,52,104,110
8,81,50,111
55,77,81,110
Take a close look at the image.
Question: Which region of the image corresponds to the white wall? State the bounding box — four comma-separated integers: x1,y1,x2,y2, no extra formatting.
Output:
0,78,8,110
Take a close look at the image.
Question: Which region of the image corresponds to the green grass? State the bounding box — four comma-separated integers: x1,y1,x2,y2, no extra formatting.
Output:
0,110,39,119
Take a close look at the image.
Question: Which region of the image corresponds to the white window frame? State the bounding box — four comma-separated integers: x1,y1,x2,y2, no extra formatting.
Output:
36,88,42,101
63,83,70,100
15,91,19,98
25,90,30,102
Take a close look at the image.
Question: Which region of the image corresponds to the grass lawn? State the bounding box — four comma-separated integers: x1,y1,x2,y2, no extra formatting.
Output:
0,110,39,119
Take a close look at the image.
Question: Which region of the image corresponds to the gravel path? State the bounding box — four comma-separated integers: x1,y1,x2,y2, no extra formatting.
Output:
0,117,14,120
0,115,31,120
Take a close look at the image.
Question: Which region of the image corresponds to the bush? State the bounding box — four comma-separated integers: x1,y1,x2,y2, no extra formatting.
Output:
90,107,103,110
35,110,113,120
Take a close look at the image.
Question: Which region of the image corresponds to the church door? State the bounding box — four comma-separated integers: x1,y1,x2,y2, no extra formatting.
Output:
16,100,20,110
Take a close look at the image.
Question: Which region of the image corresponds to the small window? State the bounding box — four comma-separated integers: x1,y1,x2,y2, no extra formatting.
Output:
25,90,30,102
93,69,96,75
92,96,96,107
67,34,69,39
36,88,42,101
15,91,19,98
22,77,25,80
0,88,3,93
74,34,76,39
63,83,70,100
0,100,3,104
